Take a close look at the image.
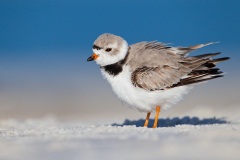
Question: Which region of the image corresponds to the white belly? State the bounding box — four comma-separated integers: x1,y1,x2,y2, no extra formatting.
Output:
101,65,191,112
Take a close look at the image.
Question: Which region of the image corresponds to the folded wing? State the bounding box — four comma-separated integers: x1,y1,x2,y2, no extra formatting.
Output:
127,42,229,91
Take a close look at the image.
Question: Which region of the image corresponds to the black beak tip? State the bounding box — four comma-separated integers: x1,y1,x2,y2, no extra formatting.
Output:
87,56,94,61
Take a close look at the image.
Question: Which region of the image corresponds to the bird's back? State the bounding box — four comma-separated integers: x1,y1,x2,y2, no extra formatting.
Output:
125,41,229,91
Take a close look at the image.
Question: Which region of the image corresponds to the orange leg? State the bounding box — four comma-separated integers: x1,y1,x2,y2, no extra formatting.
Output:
153,106,161,128
144,112,151,127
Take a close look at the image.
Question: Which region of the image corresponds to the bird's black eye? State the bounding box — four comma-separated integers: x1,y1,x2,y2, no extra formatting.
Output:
105,48,112,52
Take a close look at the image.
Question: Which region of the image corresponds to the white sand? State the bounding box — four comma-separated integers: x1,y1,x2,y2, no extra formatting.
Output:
0,117,239,160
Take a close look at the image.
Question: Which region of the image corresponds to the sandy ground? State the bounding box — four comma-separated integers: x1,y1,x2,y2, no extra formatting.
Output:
1,77,239,160
0,117,240,160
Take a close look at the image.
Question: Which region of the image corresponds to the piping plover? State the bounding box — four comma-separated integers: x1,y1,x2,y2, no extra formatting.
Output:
87,33,229,128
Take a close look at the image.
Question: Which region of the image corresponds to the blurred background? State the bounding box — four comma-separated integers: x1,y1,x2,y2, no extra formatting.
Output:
0,0,239,123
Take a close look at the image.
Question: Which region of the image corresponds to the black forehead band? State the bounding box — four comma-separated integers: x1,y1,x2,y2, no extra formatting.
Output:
93,44,102,50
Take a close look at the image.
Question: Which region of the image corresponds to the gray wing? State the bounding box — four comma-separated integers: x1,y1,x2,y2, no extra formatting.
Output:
126,41,218,64
131,65,190,90
126,41,228,91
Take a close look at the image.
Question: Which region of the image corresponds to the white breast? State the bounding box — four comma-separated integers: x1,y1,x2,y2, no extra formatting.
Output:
101,65,191,112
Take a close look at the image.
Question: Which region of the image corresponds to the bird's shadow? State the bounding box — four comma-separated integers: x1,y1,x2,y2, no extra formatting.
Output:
112,116,228,128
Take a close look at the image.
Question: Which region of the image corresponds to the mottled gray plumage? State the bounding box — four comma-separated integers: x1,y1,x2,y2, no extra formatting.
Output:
125,41,229,91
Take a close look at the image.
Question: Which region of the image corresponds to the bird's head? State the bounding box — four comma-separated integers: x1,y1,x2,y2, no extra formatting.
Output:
87,33,128,66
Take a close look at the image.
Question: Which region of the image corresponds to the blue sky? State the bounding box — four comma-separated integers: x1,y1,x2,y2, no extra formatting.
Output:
0,0,240,52
0,0,239,119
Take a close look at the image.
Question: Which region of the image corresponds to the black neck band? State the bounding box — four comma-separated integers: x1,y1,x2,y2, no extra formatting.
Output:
101,49,129,76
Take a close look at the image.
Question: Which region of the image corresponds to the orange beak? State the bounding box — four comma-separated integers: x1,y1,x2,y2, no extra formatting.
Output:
87,53,99,61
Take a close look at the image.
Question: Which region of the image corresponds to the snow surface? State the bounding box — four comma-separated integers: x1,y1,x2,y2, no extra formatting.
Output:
0,117,240,160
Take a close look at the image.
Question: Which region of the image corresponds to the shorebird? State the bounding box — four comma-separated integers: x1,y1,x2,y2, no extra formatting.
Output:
87,33,229,128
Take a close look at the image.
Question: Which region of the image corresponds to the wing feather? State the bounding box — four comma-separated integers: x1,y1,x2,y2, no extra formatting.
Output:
127,41,229,91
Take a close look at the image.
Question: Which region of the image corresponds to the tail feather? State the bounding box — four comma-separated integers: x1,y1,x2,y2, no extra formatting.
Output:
192,52,221,59
176,42,219,56
184,52,221,63
170,51,229,88
172,75,224,87
195,57,230,70
188,42,219,50
211,57,230,64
